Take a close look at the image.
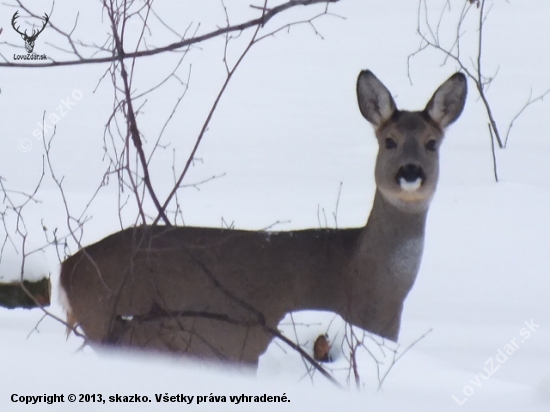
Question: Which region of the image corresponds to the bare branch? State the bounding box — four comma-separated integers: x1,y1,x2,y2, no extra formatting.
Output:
409,0,505,153
378,329,432,389
488,123,499,183
504,88,550,147
152,3,268,224
1,0,340,68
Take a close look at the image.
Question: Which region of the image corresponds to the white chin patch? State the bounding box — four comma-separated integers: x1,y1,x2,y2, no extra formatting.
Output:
399,177,422,192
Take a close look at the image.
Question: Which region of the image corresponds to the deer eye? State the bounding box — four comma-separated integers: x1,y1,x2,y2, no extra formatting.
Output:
385,138,397,149
425,139,437,151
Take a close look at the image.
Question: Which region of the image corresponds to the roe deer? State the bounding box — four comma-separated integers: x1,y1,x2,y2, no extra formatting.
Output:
60,70,467,365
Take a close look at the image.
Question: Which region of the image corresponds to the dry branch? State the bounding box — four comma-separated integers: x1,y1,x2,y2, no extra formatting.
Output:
0,0,340,68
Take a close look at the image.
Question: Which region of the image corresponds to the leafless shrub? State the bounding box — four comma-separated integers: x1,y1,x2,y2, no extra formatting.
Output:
2,0,346,385
409,0,550,182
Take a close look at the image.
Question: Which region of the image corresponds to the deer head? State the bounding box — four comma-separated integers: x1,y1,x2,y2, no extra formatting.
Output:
11,11,49,54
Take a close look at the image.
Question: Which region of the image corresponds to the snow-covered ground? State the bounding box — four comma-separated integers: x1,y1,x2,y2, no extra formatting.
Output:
1,1,549,410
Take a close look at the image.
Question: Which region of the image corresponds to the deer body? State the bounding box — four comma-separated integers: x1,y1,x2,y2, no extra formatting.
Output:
60,70,467,365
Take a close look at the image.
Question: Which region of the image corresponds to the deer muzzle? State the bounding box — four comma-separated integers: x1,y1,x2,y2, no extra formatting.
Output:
395,164,426,192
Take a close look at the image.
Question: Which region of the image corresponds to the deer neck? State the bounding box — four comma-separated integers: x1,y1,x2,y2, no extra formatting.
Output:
343,189,429,339
365,189,429,247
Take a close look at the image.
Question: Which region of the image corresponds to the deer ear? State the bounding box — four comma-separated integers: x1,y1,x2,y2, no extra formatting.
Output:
424,73,467,129
356,70,397,128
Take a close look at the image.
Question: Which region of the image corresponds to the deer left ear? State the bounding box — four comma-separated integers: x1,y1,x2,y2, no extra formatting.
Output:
356,70,397,128
424,73,467,129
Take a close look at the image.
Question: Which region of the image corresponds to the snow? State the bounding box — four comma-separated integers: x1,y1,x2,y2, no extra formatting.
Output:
1,0,549,411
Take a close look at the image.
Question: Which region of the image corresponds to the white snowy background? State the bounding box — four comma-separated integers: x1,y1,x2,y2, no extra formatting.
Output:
1,0,549,411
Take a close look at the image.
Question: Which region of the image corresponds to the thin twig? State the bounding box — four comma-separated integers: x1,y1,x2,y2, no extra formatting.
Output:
504,88,550,147
378,328,432,390
488,123,499,182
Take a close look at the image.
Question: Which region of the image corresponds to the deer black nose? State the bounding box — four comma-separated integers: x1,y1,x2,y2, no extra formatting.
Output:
395,164,426,184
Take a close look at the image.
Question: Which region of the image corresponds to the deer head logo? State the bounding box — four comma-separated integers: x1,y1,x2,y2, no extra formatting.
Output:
11,11,49,54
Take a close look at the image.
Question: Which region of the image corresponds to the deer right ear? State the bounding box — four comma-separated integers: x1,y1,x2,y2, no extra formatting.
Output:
424,72,467,129
356,70,397,128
